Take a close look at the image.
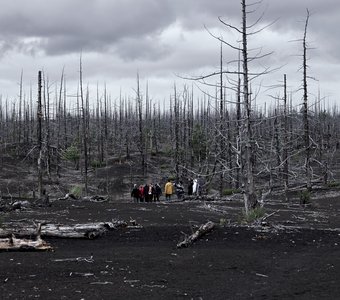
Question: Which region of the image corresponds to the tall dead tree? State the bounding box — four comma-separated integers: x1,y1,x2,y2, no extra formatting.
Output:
136,73,146,176
302,9,312,192
79,56,88,195
18,70,23,144
43,74,51,179
282,74,289,201
173,85,180,181
37,71,43,198
235,52,242,189
241,0,258,214
219,42,225,196
56,69,64,177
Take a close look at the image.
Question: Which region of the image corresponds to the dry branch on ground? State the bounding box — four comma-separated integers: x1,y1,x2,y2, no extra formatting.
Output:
0,221,128,239
177,221,215,248
0,235,52,251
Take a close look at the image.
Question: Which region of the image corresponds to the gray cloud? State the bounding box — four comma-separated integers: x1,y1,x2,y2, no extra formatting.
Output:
0,0,339,104
0,0,176,57
1,0,338,62
113,36,171,61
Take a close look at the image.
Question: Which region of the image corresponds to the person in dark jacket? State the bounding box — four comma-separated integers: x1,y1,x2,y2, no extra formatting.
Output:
187,178,193,196
131,184,139,203
175,181,185,199
143,184,149,202
153,183,162,202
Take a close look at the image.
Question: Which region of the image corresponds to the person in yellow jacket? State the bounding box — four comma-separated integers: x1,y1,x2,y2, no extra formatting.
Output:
164,179,173,201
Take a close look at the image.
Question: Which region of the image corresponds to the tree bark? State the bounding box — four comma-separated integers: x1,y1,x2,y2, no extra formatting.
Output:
0,221,128,239
37,70,43,198
241,0,257,214
177,221,215,248
302,9,311,192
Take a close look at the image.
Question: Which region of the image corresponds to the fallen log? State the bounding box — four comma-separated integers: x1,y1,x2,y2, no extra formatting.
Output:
0,200,31,212
181,195,218,202
0,221,128,239
177,221,215,248
83,195,108,202
57,193,78,201
0,235,52,251
39,223,112,239
57,194,108,202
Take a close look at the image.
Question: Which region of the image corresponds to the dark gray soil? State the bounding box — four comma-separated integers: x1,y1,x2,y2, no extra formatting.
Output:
0,195,339,300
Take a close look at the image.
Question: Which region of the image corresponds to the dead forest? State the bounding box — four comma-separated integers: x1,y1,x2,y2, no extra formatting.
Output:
1,4,339,214
0,2,339,298
0,67,339,202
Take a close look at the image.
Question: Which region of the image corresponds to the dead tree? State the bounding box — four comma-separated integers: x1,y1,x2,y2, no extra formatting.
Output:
43,74,51,179
174,84,180,181
282,74,289,201
136,73,146,176
240,0,258,214
37,70,43,198
79,56,88,195
302,9,312,192
219,42,225,195
56,68,65,177
177,221,215,248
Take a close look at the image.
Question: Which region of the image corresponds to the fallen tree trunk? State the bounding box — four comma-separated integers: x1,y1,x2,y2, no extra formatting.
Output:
38,222,121,239
57,194,108,202
0,200,31,212
0,235,52,251
0,221,128,239
177,221,215,248
181,195,219,202
57,193,78,201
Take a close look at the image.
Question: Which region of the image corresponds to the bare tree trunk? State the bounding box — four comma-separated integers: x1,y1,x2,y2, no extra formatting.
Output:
18,70,23,144
136,73,146,176
235,51,242,190
63,76,68,149
282,74,289,202
219,42,224,196
79,56,88,195
189,87,194,168
56,69,64,177
241,0,257,214
174,84,180,181
37,71,43,198
43,75,51,179
302,9,311,192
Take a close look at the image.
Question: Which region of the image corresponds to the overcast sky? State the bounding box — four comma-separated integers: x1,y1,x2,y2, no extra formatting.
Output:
0,0,339,110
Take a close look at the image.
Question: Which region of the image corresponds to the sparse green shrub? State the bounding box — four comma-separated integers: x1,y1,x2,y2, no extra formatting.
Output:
222,188,241,196
62,145,80,169
241,206,265,224
91,160,106,169
327,181,340,188
70,185,82,198
299,189,311,204
192,124,208,161
219,218,227,226
164,147,174,157
168,175,176,181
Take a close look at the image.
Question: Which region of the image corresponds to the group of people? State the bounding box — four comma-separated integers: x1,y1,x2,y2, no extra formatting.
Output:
131,178,201,203
130,183,162,203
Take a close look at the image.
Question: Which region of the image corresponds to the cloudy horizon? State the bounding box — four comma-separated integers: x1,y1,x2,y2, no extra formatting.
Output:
0,0,339,110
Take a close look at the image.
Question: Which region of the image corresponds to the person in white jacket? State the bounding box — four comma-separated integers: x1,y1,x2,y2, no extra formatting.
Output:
192,179,199,196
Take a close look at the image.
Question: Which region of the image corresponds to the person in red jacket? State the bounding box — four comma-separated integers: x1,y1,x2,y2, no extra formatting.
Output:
138,185,145,202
